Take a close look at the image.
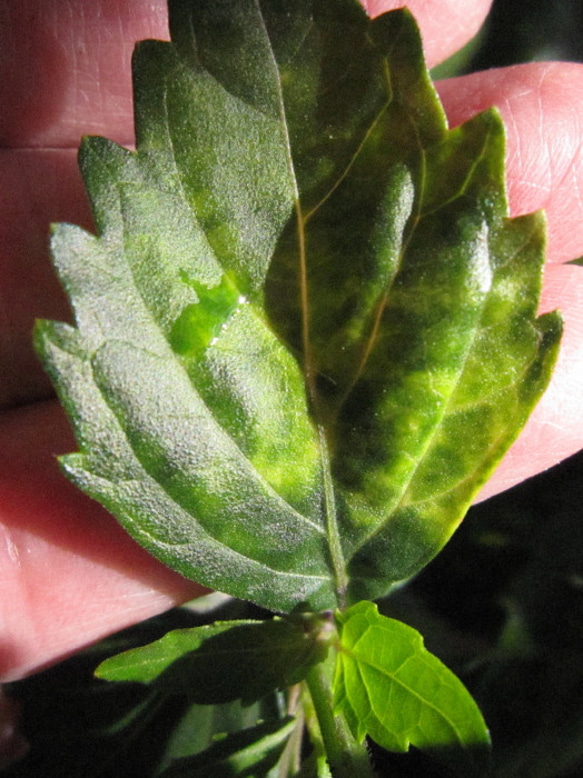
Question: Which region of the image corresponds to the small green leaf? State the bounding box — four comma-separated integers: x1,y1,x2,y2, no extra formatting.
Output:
96,614,332,705
95,621,251,684
334,601,490,769
158,717,296,777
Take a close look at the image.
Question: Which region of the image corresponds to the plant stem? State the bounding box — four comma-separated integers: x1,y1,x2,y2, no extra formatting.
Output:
305,651,376,778
317,425,349,608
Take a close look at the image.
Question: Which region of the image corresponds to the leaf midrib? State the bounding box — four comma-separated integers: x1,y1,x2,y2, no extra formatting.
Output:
257,0,354,603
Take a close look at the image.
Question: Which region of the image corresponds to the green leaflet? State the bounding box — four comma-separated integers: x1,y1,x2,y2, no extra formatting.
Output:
95,614,332,705
158,718,296,778
95,622,254,686
334,602,490,771
35,0,561,611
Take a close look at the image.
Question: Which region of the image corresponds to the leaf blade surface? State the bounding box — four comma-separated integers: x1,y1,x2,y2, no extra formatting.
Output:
96,615,332,705
334,601,490,770
36,0,561,610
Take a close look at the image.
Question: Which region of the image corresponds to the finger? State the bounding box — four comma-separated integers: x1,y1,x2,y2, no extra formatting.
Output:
0,400,205,683
436,65,583,499
0,0,491,149
0,0,169,148
0,149,88,408
437,63,583,264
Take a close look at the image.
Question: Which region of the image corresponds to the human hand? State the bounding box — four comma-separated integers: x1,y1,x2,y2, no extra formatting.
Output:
2,0,583,683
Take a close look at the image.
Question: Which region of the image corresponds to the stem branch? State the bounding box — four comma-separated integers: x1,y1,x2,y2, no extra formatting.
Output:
305,651,376,778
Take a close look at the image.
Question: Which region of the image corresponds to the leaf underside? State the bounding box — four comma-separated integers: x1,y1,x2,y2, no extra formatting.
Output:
36,0,561,612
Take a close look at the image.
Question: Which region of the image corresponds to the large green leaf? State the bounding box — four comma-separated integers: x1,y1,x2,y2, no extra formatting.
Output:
35,0,561,611
334,601,490,771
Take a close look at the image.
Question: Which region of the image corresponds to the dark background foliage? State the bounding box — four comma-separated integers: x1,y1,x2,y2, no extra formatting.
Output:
467,0,583,70
5,1,583,775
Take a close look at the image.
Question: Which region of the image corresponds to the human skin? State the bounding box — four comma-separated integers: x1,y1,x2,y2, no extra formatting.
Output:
2,0,583,683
